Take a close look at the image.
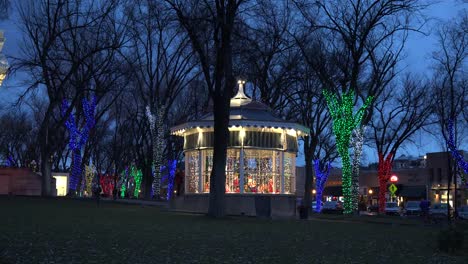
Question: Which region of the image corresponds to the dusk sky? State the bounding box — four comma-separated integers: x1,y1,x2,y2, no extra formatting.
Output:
0,0,467,166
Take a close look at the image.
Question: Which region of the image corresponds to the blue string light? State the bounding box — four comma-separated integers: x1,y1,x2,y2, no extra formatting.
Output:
314,159,331,213
447,119,468,181
166,160,177,200
62,96,97,193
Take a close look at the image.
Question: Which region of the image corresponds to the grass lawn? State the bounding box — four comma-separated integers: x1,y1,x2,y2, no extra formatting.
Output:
0,197,467,264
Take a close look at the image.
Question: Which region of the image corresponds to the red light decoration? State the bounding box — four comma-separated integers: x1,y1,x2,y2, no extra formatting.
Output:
390,175,398,182
99,174,117,196
378,152,393,213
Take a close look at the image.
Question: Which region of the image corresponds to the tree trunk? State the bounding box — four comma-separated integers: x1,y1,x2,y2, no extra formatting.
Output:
142,162,153,199
446,149,452,222
39,118,52,197
302,136,313,219
340,147,353,214
40,150,52,197
377,152,393,213
207,92,230,218
68,148,82,195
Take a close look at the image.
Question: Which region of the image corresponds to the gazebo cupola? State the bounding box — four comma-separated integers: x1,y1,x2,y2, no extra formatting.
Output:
171,81,309,195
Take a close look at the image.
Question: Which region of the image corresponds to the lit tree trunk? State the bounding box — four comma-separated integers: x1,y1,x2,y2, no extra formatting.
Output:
146,105,166,199
62,96,97,195
351,126,365,213
315,159,331,213
378,152,393,213
70,149,82,192
324,90,372,214
166,160,177,200
447,119,468,176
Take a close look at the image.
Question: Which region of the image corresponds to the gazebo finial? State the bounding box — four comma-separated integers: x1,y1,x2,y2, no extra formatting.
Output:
237,79,246,96
231,79,251,106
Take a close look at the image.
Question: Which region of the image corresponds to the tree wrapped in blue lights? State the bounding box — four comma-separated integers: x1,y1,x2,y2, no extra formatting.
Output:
314,159,331,213
447,119,468,181
166,160,177,200
62,96,97,194
324,90,372,214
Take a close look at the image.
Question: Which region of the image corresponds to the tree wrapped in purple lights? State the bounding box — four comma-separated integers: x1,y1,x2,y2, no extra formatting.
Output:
314,159,331,213
447,119,468,181
62,96,97,194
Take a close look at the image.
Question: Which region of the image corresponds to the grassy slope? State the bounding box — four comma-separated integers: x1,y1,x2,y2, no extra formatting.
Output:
0,197,467,264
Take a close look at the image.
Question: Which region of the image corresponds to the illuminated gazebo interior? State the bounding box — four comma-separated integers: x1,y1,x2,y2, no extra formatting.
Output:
171,81,309,195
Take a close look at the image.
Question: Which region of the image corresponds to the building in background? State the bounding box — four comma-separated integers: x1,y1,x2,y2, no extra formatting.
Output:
52,172,69,196
426,151,468,208
0,168,55,196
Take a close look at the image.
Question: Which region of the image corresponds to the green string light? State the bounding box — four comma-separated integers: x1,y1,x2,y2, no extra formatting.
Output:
324,90,373,214
131,166,143,198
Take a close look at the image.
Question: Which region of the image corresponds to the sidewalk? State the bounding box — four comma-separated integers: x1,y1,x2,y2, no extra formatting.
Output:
308,213,425,226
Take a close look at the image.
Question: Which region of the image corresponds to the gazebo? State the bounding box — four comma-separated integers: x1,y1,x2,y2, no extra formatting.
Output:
170,81,309,216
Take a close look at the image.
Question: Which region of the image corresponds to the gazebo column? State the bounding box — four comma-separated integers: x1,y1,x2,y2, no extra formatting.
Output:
281,151,285,194
184,151,189,194
198,149,202,193
272,151,276,193
239,148,245,194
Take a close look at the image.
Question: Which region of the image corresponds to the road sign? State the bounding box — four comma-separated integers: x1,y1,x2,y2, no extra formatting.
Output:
388,184,397,197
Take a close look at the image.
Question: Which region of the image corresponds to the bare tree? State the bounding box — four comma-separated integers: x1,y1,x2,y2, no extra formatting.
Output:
11,0,123,196
238,0,297,115
166,0,245,217
370,75,433,212
430,11,467,215
287,59,338,218
293,0,426,213
0,111,38,167
123,0,198,199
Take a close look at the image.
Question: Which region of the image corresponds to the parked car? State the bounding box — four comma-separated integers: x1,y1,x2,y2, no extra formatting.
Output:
384,202,400,215
404,201,421,216
457,206,468,220
321,201,343,214
429,203,452,218
367,204,379,213
311,201,323,212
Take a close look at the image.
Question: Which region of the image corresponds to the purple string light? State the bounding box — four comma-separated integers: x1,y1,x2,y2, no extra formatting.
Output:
314,159,331,213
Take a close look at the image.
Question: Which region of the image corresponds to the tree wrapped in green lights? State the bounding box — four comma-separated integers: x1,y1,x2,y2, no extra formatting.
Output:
324,90,373,214
131,165,143,198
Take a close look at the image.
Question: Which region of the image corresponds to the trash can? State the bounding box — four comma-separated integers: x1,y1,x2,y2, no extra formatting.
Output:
255,196,271,218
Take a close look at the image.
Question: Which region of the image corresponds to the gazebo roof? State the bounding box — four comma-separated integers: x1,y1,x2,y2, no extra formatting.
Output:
171,81,310,135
